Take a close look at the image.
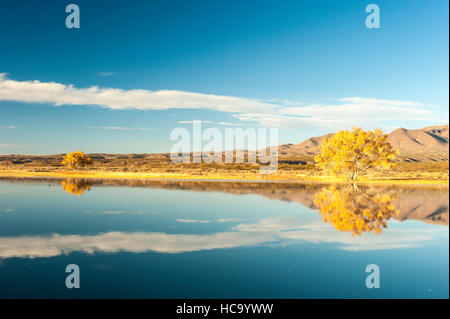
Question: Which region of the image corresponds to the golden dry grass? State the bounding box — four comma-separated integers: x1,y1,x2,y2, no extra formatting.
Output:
0,154,448,185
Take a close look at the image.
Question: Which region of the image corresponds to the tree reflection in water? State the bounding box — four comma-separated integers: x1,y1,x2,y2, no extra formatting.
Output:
61,179,93,196
314,185,399,236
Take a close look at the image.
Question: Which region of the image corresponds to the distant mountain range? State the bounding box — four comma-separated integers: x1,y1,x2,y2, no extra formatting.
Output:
277,124,449,161
1,125,449,162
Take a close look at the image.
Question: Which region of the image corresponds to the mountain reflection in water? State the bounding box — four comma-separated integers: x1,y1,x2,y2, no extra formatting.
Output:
57,178,448,226
0,177,448,298
0,177,448,261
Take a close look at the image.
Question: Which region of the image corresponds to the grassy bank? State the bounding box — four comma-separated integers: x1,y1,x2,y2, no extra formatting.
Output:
0,154,448,185
0,168,448,186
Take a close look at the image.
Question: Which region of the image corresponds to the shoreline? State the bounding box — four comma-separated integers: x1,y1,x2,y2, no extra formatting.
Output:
0,170,448,186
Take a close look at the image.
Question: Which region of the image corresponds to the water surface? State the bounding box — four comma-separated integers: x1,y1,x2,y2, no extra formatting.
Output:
0,178,448,298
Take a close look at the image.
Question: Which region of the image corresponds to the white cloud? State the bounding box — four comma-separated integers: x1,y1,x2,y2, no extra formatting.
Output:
101,210,144,215
176,219,211,224
216,218,249,223
338,97,423,107
0,125,16,129
217,122,242,126
236,97,445,130
235,113,348,130
0,73,445,131
87,126,162,131
85,210,157,215
283,227,438,251
282,98,435,121
0,216,444,259
0,231,278,258
96,72,117,77
233,215,305,232
177,120,242,126
0,73,276,113
178,120,213,124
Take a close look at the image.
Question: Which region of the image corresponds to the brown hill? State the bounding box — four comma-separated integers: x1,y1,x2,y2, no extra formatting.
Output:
388,125,449,159
277,125,449,161
278,134,333,156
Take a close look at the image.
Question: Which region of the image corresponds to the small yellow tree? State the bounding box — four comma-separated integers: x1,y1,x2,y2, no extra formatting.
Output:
62,151,92,170
314,127,397,180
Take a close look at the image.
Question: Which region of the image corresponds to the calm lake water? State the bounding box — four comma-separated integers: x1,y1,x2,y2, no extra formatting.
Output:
0,178,448,298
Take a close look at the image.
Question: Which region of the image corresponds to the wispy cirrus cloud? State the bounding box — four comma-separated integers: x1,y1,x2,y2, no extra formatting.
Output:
96,72,117,77
100,210,144,215
85,210,159,215
177,120,242,126
176,219,211,224
0,73,276,113
87,126,163,131
0,73,445,131
0,215,443,259
178,120,213,124
0,125,16,129
235,97,446,130
217,122,242,126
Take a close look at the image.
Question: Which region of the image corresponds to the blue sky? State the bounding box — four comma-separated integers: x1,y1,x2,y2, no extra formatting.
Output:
0,0,448,154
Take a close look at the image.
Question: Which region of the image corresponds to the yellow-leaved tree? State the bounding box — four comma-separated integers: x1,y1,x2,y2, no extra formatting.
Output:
314,127,397,180
314,185,399,236
62,151,92,170
61,179,92,196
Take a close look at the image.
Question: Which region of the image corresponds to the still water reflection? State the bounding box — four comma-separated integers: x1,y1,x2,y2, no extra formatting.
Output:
61,179,93,196
314,185,399,236
0,178,448,298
